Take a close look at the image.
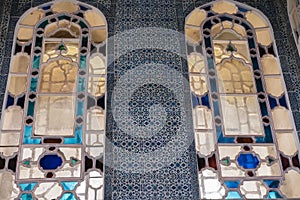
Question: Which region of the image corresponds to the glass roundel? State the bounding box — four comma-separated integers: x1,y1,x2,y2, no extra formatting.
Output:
0,1,107,199
186,0,300,199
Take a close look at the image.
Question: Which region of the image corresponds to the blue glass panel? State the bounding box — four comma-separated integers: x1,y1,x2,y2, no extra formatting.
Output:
19,183,37,191
279,95,288,109
207,57,214,69
30,78,38,92
203,21,213,29
213,101,220,116
225,191,242,199
60,192,76,200
209,78,217,92
264,180,280,188
77,78,85,92
191,93,200,108
248,38,255,49
35,37,43,48
77,101,84,116
61,182,78,190
204,37,212,48
237,153,259,169
241,22,251,30
220,16,233,22
82,37,88,48
58,15,71,21
224,181,240,188
267,191,282,199
17,94,26,108
255,78,264,93
27,101,35,116
216,126,235,143
80,55,86,69
6,95,14,108
64,126,82,144
268,95,277,109
33,56,40,69
251,57,259,70
21,193,33,200
264,125,273,143
79,21,88,28
40,154,63,170
201,93,210,109
238,7,248,12
41,6,51,11
259,102,268,116
79,5,89,11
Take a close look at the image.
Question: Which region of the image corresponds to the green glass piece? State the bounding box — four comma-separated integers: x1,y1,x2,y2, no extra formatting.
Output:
226,44,236,52
58,44,67,51
221,157,230,166
23,160,30,166
266,156,275,165
71,158,79,165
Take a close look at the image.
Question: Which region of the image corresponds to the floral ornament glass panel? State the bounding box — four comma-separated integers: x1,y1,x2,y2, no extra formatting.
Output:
185,0,300,199
0,0,107,199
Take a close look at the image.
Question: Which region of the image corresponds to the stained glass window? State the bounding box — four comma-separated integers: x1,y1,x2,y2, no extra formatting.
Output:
0,1,107,199
186,1,300,199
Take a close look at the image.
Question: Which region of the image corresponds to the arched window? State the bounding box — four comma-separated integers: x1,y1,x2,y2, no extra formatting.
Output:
0,1,107,199
186,0,300,199
288,0,300,54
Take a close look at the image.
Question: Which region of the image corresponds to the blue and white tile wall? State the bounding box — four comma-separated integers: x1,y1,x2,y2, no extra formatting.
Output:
0,0,299,199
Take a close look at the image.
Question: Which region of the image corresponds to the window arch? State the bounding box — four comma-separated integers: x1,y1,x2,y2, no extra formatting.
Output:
0,1,107,199
186,0,300,199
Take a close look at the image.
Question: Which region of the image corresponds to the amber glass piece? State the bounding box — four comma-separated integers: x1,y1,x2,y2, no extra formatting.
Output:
214,41,250,64
186,8,206,26
84,10,106,27
17,27,33,41
216,59,254,94
52,2,79,13
43,42,79,62
185,27,201,43
40,60,78,93
11,53,30,73
265,77,284,97
245,11,268,28
261,54,280,75
45,21,80,38
212,1,238,14
256,28,272,46
20,9,44,26
91,29,107,43
8,76,27,96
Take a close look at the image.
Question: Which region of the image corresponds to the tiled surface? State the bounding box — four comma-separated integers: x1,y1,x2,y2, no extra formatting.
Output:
0,0,299,199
